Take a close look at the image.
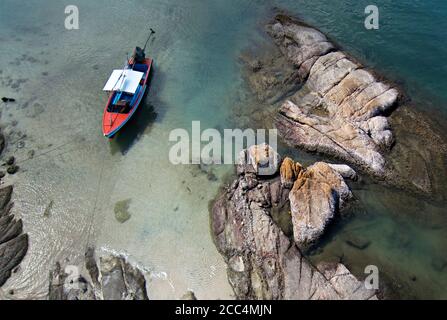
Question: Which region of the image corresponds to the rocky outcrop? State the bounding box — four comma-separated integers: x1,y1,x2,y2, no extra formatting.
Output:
289,162,354,247
279,157,303,188
211,147,376,300
238,143,281,177
239,47,301,106
386,106,447,198
268,15,398,178
326,164,358,181
0,185,28,287
49,248,149,300
240,13,447,199
99,254,148,300
48,261,96,300
278,158,356,247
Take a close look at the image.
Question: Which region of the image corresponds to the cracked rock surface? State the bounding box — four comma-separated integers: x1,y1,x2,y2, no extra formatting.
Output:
0,186,28,288
288,161,354,247
236,13,447,199
270,15,398,178
211,147,376,300
49,248,148,300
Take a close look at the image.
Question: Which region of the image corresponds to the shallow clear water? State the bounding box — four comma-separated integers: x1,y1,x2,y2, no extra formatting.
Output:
307,181,447,299
0,0,446,299
275,0,447,115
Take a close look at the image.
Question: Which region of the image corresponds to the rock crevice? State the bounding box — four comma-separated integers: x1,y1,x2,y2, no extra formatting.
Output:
0,186,28,288
49,248,149,300
212,146,376,300
268,15,398,178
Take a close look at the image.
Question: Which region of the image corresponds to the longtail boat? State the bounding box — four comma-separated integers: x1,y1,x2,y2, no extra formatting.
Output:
102,29,155,138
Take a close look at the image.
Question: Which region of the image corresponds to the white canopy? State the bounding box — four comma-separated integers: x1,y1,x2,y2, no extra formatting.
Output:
103,69,144,94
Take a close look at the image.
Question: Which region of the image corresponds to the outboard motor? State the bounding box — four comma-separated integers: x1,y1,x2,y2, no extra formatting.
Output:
132,46,146,63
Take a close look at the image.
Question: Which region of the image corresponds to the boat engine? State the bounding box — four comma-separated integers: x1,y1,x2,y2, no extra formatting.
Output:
132,46,146,63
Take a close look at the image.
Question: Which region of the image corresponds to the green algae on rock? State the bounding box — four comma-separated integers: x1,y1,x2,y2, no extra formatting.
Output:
43,200,54,218
114,199,132,224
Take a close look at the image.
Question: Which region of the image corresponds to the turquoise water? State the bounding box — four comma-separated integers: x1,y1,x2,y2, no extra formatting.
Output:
275,0,447,115
0,0,446,299
308,181,447,299
272,0,447,299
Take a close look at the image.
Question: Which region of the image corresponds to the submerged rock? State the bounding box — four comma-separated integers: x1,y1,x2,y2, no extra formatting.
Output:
431,257,447,272
7,165,19,175
239,47,301,104
43,200,54,218
114,199,132,223
5,156,15,166
211,147,375,300
1,97,16,103
344,235,371,250
0,186,28,287
386,106,447,198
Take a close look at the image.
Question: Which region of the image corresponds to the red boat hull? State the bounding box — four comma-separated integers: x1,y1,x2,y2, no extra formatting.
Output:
102,58,152,138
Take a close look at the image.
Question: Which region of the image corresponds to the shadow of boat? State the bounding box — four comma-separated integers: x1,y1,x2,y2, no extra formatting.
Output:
109,64,165,155
109,100,158,155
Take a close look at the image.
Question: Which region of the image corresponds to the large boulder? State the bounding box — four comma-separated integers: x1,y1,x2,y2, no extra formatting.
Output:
238,143,281,176
268,15,398,178
242,13,447,199
289,162,353,247
212,148,375,300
